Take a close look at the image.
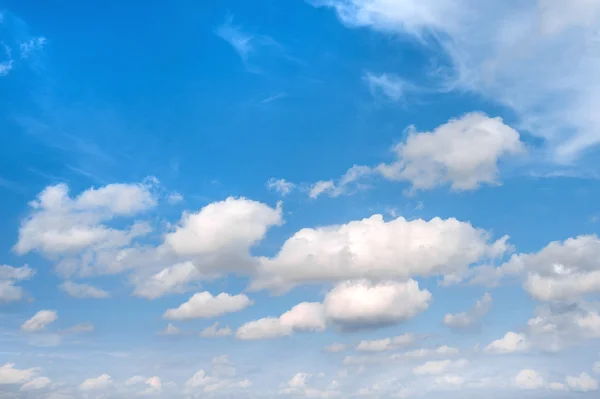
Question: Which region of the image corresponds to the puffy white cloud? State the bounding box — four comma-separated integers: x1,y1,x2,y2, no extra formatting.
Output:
164,197,282,259
59,281,109,299
375,113,524,192
313,0,600,161
20,376,51,391
185,368,250,393
253,214,509,291
484,332,529,354
0,363,36,384
79,374,112,391
280,373,342,398
500,235,600,301
323,280,431,329
515,369,545,390
0,264,35,280
164,291,253,320
413,359,468,376
200,322,232,338
443,293,492,329
356,334,415,352
549,382,568,391
133,261,200,299
267,178,295,196
0,280,27,303
15,181,156,256
567,372,598,392
236,302,325,340
433,375,465,388
21,310,58,333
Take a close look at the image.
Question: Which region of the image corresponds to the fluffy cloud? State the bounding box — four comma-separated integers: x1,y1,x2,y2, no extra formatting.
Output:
401,346,460,359
413,359,468,376
253,214,509,291
567,372,598,392
59,281,109,299
20,376,51,391
484,332,529,354
164,291,253,320
313,0,600,161
79,374,112,391
375,113,524,192
0,363,36,384
0,264,35,303
323,280,431,329
239,280,429,339
200,322,233,338
443,293,492,329
515,369,545,390
356,334,415,352
132,261,200,299
280,373,342,398
500,235,600,301
21,310,58,333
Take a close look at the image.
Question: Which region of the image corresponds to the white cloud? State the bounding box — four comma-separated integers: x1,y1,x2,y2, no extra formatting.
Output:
160,323,181,336
133,261,200,299
413,359,468,376
62,323,94,334
280,373,342,398
20,376,51,391
0,265,35,303
236,301,325,340
185,368,250,393
313,0,600,161
515,369,545,390
200,322,233,338
215,16,255,61
401,346,460,359
167,192,184,204
443,293,492,329
267,178,295,196
0,363,36,385
59,281,109,299
484,332,529,354
164,291,253,320
356,334,415,352
164,196,282,262
501,235,600,301
79,374,112,391
567,372,598,392
323,280,431,329
21,310,58,333
253,214,509,291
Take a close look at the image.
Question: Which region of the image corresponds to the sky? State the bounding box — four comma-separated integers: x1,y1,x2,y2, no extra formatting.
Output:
1,0,600,398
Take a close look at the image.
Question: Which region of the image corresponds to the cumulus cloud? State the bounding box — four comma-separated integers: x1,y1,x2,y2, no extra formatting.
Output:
200,322,233,338
484,332,529,354
239,280,430,339
79,374,112,391
252,214,509,292
567,372,598,392
280,373,342,398
443,293,492,329
59,281,109,299
21,310,58,333
313,0,600,162
515,369,545,390
0,363,36,385
164,291,253,320
305,113,524,198
132,261,200,299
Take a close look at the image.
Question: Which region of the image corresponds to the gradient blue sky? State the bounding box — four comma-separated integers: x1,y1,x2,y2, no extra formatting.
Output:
1,1,600,398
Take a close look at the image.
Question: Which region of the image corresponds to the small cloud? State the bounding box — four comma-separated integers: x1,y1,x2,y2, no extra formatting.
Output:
0,43,14,76
62,323,94,334
261,92,287,104
59,281,110,299
168,192,184,204
21,310,58,332
19,36,46,59
160,323,181,336
215,16,254,61
365,72,416,101
266,178,295,196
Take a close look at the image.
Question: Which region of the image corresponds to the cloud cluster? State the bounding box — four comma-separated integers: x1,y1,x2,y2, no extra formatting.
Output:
0,264,35,302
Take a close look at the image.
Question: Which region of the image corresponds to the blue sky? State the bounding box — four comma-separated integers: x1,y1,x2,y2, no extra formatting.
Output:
1,0,600,398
